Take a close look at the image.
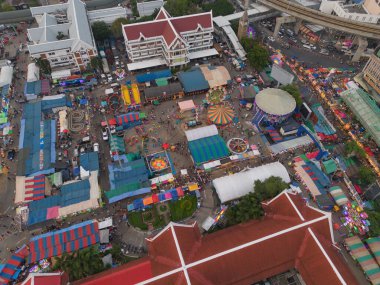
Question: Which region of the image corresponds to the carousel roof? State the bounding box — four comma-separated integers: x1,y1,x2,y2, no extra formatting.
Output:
207,104,235,125
255,88,296,116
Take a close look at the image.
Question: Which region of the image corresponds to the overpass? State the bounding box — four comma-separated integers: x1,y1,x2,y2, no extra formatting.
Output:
0,0,124,24
258,0,380,40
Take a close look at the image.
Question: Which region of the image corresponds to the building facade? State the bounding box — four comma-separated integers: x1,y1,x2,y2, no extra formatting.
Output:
27,0,98,72
122,8,216,71
363,49,380,94
320,0,380,24
363,0,380,15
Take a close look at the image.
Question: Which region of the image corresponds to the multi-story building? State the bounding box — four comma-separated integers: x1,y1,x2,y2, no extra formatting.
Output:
320,0,380,24
363,48,380,95
363,0,380,15
122,8,217,71
27,0,98,72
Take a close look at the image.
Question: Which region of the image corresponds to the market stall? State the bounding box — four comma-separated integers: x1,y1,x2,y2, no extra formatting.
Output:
329,186,349,206
345,236,380,284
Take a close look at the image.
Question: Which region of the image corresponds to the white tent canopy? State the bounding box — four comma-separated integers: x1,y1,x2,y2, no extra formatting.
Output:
185,125,218,142
27,63,40,82
213,162,291,203
51,69,71,80
0,66,13,87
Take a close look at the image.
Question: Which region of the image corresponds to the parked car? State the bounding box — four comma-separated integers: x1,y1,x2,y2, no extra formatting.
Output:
93,142,99,152
102,129,109,141
268,36,275,42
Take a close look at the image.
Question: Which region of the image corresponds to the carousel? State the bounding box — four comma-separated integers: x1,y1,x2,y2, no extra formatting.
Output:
206,87,227,105
207,104,235,126
227,138,249,154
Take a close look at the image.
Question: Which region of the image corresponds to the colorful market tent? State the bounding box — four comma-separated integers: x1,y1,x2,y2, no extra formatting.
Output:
127,187,185,211
135,69,172,83
27,220,99,264
366,237,380,265
345,236,380,284
0,246,28,284
15,175,46,204
207,105,235,125
106,158,150,203
116,112,140,128
322,159,337,174
329,186,349,206
188,135,229,165
178,100,195,112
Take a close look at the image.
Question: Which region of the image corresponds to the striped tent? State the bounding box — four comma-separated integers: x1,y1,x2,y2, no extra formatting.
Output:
366,237,380,265
329,186,348,206
345,236,380,284
207,105,235,125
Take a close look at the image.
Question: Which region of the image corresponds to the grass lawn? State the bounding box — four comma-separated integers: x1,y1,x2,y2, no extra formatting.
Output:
128,211,148,230
169,195,197,222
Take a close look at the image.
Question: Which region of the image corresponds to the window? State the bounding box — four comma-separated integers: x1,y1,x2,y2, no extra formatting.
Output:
48,52,55,56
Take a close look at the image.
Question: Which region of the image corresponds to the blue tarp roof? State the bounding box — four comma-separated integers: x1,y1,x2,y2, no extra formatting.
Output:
80,152,99,171
41,96,67,111
178,68,209,93
135,69,172,83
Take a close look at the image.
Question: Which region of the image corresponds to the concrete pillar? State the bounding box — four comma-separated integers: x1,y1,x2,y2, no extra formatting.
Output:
294,19,303,35
352,36,368,62
273,16,296,39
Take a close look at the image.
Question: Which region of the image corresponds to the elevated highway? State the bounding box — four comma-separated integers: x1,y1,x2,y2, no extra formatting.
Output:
258,0,380,39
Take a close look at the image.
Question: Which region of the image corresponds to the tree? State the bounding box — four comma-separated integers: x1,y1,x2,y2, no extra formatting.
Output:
202,0,234,17
53,247,108,281
358,166,376,186
164,0,198,17
0,3,14,12
225,176,289,226
90,57,103,71
91,21,110,41
35,58,51,75
281,84,302,107
111,18,128,38
344,140,366,158
56,31,65,40
247,44,269,71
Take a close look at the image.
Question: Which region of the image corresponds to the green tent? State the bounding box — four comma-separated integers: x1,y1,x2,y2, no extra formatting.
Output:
322,159,337,174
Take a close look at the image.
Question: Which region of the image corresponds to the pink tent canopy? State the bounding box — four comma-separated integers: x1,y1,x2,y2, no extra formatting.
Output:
178,100,195,112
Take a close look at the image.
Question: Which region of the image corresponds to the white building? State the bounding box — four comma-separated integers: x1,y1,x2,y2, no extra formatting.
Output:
87,6,129,25
320,0,380,24
137,0,164,17
27,0,98,72
122,7,217,71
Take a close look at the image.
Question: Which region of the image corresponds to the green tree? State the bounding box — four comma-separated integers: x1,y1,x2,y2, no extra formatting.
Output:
130,0,139,17
281,84,302,107
225,176,289,226
164,0,198,16
90,57,103,71
53,247,108,281
91,21,110,41
247,44,269,71
56,31,65,40
111,18,128,38
35,58,51,75
358,166,376,186
230,19,239,34
202,0,234,16
0,3,14,12
344,140,366,158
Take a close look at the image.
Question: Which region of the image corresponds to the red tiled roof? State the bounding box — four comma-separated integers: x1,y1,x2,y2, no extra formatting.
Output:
20,272,69,285
76,192,360,285
170,14,213,34
123,7,212,47
72,258,152,285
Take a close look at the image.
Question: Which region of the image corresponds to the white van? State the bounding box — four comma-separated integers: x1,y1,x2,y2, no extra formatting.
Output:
111,83,120,89
303,44,311,49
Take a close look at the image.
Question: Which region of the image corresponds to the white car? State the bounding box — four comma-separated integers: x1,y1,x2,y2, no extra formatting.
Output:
102,129,109,141
109,125,116,134
107,74,113,83
303,44,311,49
310,44,317,50
93,143,99,152
268,36,275,42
